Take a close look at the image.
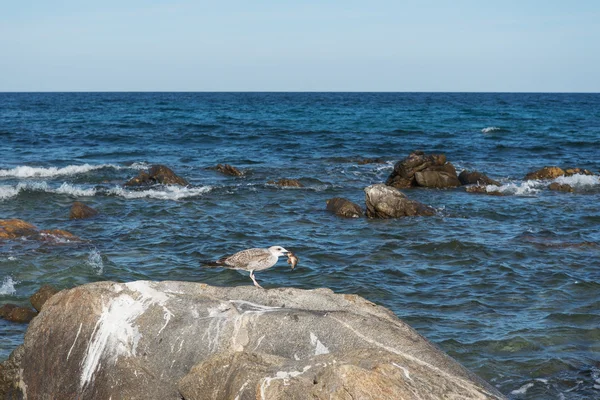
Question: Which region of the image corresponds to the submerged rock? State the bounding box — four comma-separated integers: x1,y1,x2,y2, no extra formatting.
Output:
69,202,99,220
386,151,460,188
548,182,574,192
459,170,500,186
326,197,363,218
215,163,243,177
564,168,594,176
0,219,80,242
3,307,37,323
30,285,59,312
356,157,386,165
1,280,505,399
365,184,435,218
125,164,189,186
268,178,303,187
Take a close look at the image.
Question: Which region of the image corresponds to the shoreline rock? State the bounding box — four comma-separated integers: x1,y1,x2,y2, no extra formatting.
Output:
0,280,505,399
459,170,500,186
267,178,303,187
0,219,80,242
214,163,243,177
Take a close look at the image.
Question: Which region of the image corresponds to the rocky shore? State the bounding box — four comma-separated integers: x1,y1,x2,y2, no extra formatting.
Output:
0,280,506,399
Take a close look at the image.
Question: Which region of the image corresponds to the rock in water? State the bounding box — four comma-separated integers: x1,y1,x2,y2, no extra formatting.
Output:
365,184,435,218
70,202,99,220
215,164,243,177
548,182,574,192
125,165,189,186
29,285,59,312
385,151,460,188
524,166,565,180
1,281,505,399
458,170,500,186
326,197,363,218
267,178,303,187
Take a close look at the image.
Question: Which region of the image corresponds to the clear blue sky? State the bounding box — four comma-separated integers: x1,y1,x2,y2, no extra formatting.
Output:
1,1,598,91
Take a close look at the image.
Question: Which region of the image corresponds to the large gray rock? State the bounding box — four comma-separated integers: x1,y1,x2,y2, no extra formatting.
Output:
458,170,500,186
365,184,436,218
2,281,505,399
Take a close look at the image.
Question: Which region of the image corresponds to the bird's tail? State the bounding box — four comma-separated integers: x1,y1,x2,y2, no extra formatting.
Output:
199,259,223,267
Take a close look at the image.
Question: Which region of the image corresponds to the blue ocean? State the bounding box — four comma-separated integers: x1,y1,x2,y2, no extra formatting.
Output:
0,92,599,399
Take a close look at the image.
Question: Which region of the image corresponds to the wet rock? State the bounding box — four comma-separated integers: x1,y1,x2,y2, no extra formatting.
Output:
268,178,303,187
0,304,18,318
69,202,99,220
4,280,504,399
125,164,189,186
524,166,565,180
548,182,574,192
458,170,500,186
465,185,505,196
564,168,594,176
39,229,81,242
365,184,435,218
326,197,363,218
5,307,37,323
386,151,459,188
215,163,243,177
0,219,38,240
0,345,24,399
30,285,59,312
0,219,80,242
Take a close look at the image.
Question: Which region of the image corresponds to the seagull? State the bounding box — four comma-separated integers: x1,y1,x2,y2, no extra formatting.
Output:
214,246,289,288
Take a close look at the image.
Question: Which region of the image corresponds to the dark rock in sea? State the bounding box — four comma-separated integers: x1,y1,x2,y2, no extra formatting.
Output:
458,170,500,186
524,166,565,180
69,202,99,220
30,285,59,312
548,182,574,192
267,178,303,187
326,197,363,218
357,157,386,165
386,151,460,188
4,307,37,323
465,185,505,196
0,304,18,319
124,164,189,186
365,184,436,218
0,219,80,242
215,163,243,177
0,280,505,399
0,345,24,399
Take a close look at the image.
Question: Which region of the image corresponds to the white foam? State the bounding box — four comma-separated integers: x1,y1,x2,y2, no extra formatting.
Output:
482,126,502,133
0,163,130,178
55,182,97,197
107,185,212,200
0,185,19,200
87,248,104,275
488,180,543,196
511,382,534,395
0,276,18,296
553,174,600,188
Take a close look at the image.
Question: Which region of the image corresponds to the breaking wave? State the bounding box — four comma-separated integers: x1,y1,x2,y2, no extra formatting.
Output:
553,174,600,188
481,126,505,133
0,163,148,178
106,185,212,200
486,180,544,196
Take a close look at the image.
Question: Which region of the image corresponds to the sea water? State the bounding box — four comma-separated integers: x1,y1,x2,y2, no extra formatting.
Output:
0,92,599,399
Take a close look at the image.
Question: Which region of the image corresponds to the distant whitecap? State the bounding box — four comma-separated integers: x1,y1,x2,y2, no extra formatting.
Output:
0,163,146,178
107,185,212,200
481,126,503,133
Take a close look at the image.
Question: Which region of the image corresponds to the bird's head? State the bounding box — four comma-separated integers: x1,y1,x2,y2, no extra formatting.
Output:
268,246,289,257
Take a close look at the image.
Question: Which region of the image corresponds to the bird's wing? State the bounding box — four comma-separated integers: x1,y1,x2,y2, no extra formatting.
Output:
219,248,271,269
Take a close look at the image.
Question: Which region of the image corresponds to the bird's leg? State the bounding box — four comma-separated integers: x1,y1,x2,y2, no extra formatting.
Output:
249,270,263,289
